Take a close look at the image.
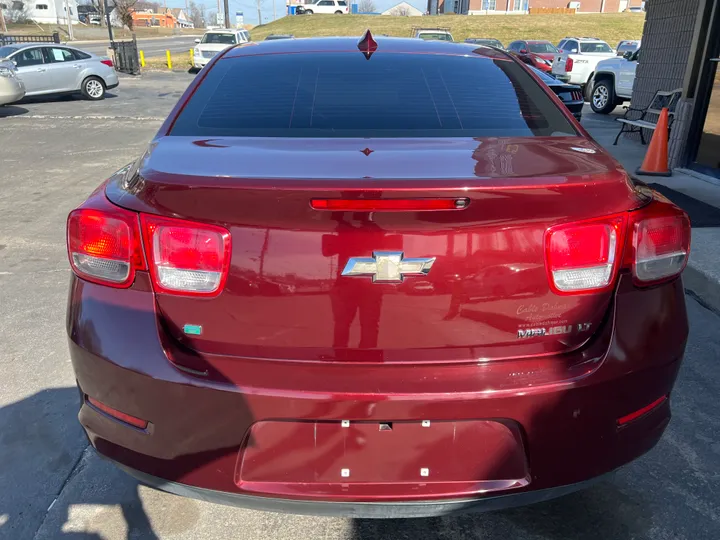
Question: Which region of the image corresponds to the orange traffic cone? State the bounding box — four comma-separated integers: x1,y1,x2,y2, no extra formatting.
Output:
637,107,671,176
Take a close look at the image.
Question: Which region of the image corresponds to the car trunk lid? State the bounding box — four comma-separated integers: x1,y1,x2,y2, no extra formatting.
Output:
108,136,642,364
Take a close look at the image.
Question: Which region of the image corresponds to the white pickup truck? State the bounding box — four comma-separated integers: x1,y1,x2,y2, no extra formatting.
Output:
551,37,617,97
588,49,640,114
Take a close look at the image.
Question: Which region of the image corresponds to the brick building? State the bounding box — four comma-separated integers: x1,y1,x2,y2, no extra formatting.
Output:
630,0,719,175
430,0,641,14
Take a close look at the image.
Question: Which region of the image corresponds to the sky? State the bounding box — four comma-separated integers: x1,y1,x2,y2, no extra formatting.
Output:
163,0,426,26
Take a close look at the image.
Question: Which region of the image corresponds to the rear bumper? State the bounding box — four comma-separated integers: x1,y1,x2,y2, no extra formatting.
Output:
68,273,688,516
116,460,611,518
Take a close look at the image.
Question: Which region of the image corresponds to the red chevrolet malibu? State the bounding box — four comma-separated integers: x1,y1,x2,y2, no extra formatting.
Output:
66,35,690,517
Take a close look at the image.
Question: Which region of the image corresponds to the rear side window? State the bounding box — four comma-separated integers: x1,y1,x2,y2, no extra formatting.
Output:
170,52,577,138
73,50,92,60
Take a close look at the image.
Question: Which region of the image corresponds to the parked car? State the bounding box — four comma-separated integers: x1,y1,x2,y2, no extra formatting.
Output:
66,35,691,518
507,40,557,73
297,0,349,14
529,66,584,121
465,38,504,49
193,29,251,70
552,37,616,96
413,28,454,42
0,43,118,100
590,48,640,114
0,60,25,106
264,34,294,40
616,40,641,56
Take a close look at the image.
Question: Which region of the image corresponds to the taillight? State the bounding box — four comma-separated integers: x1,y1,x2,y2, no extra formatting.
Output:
101,59,113,67
626,201,690,285
565,57,574,72
545,199,690,295
141,215,231,296
546,216,625,294
67,206,145,288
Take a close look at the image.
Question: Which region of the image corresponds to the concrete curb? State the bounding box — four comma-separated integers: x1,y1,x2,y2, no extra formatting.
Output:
684,266,720,315
683,226,720,314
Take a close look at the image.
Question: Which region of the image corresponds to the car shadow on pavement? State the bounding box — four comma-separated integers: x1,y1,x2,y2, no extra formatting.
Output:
0,105,28,117
18,93,118,105
0,387,159,540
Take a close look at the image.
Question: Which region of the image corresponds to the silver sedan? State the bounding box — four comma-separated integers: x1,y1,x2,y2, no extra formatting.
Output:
0,61,25,106
0,43,119,101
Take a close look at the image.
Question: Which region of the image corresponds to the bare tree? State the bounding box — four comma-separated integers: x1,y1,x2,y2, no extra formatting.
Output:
135,0,160,11
4,0,32,23
188,0,206,27
114,0,138,29
358,0,376,12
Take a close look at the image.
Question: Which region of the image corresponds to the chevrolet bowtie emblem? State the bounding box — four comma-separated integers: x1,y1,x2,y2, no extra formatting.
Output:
342,252,435,283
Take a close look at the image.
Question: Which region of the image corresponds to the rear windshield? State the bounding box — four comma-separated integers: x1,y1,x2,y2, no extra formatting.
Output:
527,43,557,53
170,52,577,138
580,42,612,53
201,33,236,45
418,33,453,42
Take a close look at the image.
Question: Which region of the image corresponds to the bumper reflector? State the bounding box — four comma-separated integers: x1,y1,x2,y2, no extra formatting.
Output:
617,395,667,426
87,396,148,429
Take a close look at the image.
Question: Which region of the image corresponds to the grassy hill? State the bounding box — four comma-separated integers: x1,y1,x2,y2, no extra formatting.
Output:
250,13,645,46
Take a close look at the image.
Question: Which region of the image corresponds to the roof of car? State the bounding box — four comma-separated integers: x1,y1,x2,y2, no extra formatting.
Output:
524,40,553,44
562,36,608,42
2,42,79,50
223,36,511,59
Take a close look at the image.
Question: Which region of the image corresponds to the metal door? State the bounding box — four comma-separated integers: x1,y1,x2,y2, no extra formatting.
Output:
42,47,81,92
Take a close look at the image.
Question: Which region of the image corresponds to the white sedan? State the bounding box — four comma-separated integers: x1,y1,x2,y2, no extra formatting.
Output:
0,43,118,100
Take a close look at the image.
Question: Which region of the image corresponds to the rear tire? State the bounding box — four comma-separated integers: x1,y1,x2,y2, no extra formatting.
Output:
335,10,342,13
590,80,617,114
81,76,105,101
304,9,313,13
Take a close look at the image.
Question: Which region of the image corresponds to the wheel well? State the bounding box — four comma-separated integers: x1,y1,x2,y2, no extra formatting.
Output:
593,72,615,87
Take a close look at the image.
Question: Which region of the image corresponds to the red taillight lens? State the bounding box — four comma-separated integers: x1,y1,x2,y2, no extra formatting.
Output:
101,59,113,67
67,207,145,287
627,201,690,285
565,57,574,72
141,215,231,296
546,216,625,294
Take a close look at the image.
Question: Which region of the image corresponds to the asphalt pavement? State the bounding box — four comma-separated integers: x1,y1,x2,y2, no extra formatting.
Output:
70,36,201,58
0,73,719,539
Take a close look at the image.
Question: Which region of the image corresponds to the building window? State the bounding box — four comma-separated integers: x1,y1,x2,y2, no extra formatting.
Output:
35,3,48,8
512,0,528,9
11,1,24,9
482,0,496,8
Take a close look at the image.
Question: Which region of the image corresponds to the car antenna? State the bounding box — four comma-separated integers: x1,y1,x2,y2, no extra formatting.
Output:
358,29,378,61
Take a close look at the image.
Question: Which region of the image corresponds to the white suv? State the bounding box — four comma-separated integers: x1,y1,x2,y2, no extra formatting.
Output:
589,49,640,114
193,29,251,70
551,37,616,95
299,0,349,14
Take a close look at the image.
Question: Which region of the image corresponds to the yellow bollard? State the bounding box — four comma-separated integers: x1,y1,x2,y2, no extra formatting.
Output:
166,50,172,70
189,48,194,67
139,50,146,68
